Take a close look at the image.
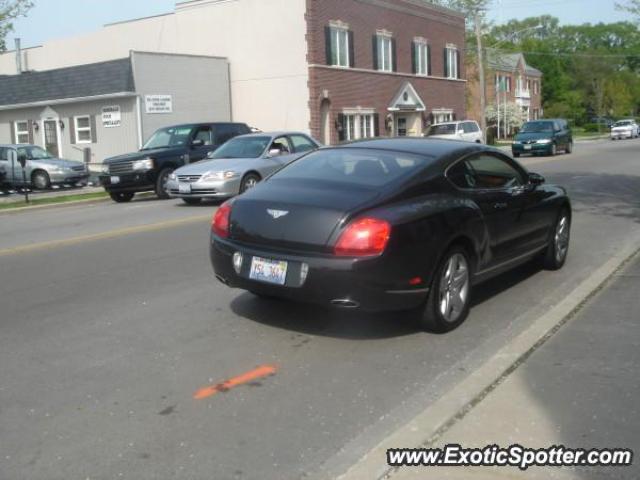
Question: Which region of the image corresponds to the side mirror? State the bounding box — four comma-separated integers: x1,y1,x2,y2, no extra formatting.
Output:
206,151,216,159
267,148,281,158
192,139,205,147
17,153,27,168
528,172,545,185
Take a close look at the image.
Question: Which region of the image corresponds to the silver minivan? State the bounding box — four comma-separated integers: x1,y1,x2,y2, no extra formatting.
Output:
0,144,89,189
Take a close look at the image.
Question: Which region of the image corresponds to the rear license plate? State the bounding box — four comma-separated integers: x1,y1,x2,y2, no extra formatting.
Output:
249,256,288,285
110,176,120,184
179,183,192,194
524,145,532,150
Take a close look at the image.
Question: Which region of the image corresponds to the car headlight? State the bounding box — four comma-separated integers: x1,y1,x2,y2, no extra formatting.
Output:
512,140,521,145
201,170,238,181
100,164,109,174
536,139,552,144
132,158,154,171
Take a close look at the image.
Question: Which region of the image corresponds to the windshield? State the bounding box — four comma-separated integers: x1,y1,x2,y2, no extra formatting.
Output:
211,136,270,159
613,121,632,127
16,146,54,160
269,148,431,188
142,126,193,150
520,121,554,133
427,124,456,136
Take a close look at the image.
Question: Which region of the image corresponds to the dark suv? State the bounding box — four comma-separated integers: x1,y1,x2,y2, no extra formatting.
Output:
512,119,573,157
101,122,251,202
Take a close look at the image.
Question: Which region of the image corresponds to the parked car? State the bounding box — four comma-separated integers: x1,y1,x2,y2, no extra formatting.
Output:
588,116,614,129
424,121,483,143
610,119,639,140
512,119,573,157
166,132,321,204
100,122,251,203
0,144,89,189
210,138,571,333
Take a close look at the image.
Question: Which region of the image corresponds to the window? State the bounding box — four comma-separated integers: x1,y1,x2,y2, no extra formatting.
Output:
448,154,524,190
463,122,479,133
327,25,350,67
290,135,317,153
341,113,377,141
211,136,271,159
214,124,240,144
376,33,394,72
533,81,539,94
433,110,454,124
445,46,459,79
193,126,213,145
269,148,431,188
0,147,9,161
270,137,292,155
74,116,92,144
15,121,29,144
496,75,511,93
413,39,430,76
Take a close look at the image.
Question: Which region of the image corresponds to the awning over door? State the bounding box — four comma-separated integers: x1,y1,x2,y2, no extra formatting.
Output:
388,82,426,112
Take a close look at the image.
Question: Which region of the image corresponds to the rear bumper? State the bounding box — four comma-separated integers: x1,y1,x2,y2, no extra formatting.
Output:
210,237,429,312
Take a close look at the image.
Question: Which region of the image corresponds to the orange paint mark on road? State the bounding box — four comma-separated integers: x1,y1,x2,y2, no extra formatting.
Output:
193,364,278,400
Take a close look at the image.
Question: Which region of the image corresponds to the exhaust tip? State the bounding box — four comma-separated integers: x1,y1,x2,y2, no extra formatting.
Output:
330,298,360,309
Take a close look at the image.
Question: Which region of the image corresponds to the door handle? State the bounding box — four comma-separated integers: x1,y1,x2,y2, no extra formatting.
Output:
494,202,508,210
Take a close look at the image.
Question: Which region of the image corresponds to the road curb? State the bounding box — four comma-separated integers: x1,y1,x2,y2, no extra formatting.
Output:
336,244,640,480
0,192,159,215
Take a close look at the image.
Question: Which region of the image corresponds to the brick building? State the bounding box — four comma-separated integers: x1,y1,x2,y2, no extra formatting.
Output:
468,52,543,127
306,0,467,144
0,0,466,158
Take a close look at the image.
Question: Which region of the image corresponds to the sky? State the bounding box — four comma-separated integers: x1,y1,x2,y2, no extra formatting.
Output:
6,0,633,50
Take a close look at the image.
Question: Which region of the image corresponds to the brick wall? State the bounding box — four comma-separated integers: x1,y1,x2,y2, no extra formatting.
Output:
306,0,467,144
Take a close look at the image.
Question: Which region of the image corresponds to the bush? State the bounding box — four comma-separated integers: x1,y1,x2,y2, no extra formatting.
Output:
583,123,604,133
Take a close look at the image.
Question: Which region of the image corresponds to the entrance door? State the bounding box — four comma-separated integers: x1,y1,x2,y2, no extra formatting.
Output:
43,119,60,157
396,116,408,137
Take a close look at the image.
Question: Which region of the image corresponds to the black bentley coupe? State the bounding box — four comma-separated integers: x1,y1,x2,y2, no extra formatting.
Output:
210,138,571,332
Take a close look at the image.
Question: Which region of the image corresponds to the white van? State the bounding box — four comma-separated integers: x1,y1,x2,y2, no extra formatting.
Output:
425,121,483,143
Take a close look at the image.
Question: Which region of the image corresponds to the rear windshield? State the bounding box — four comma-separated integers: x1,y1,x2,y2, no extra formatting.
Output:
520,121,554,133
427,124,456,136
269,148,431,187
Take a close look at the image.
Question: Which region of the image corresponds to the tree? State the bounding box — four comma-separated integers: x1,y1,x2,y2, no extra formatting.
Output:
0,0,33,52
616,0,640,22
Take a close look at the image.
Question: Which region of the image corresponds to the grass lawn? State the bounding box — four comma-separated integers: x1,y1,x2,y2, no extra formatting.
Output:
0,191,109,210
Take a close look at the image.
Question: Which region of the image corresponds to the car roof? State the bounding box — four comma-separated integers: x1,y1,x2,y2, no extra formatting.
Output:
160,122,248,129
335,138,493,163
0,144,36,148
236,131,312,137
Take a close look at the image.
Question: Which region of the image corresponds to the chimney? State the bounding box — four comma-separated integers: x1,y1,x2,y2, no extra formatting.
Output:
15,38,23,74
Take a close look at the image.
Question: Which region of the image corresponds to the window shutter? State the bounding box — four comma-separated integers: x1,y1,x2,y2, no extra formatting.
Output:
27,120,34,144
456,50,461,79
391,38,397,72
452,112,457,121
325,26,333,65
411,42,417,74
10,122,16,144
337,113,346,142
69,117,76,144
90,115,98,143
373,113,380,137
427,44,432,76
372,35,378,70
444,48,449,78
348,31,355,68
428,113,435,125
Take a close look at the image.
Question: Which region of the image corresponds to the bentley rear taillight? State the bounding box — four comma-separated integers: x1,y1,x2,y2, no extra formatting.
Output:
212,200,233,238
334,218,391,257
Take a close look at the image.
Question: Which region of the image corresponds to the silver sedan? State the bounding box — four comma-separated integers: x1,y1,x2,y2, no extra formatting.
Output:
166,132,320,204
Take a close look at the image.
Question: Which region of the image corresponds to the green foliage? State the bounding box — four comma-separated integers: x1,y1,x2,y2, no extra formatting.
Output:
0,0,33,52
582,123,603,133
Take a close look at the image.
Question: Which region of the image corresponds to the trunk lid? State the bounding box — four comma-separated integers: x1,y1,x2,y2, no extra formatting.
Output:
229,179,380,253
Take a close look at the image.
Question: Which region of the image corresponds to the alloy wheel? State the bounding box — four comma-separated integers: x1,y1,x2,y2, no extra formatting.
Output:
555,216,570,263
438,253,470,323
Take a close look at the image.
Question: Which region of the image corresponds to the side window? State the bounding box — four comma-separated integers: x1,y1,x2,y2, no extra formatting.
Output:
290,135,316,153
214,125,237,145
193,126,213,145
270,137,292,154
468,122,480,133
0,147,9,161
447,160,475,189
467,154,524,189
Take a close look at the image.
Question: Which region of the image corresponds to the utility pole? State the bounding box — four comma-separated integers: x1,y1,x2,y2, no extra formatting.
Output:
474,13,487,144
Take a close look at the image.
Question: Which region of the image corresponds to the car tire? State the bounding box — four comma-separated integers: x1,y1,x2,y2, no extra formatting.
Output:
566,141,573,154
109,191,134,203
513,152,520,158
31,170,50,190
542,209,570,271
417,246,473,333
182,197,202,205
155,168,173,199
549,144,557,156
240,173,261,193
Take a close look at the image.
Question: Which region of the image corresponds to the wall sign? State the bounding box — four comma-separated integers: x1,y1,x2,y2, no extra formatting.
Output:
145,95,173,114
102,105,121,128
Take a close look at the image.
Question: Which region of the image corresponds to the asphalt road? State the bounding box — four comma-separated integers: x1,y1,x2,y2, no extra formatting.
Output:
1,139,639,480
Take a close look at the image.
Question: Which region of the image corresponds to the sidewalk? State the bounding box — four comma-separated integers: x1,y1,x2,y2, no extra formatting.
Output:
0,185,104,204
392,256,640,479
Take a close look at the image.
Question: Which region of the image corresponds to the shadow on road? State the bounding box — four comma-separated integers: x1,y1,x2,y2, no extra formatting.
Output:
545,172,640,222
